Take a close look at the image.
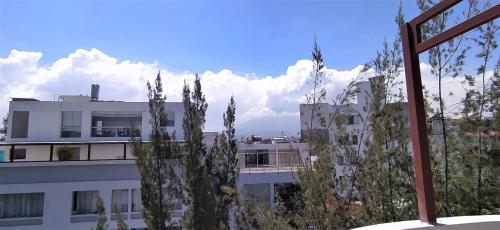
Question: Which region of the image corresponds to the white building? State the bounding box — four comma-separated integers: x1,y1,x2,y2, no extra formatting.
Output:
0,88,307,229
299,77,410,185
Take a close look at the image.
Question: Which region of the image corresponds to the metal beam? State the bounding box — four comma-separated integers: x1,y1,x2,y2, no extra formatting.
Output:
401,22,437,223
409,0,461,26
416,4,500,53
123,143,127,160
49,144,54,161
87,144,91,160
9,144,14,162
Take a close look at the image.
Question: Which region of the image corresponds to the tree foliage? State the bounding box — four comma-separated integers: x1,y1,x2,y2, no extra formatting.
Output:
133,72,182,230
207,96,240,229
181,75,217,229
96,196,108,230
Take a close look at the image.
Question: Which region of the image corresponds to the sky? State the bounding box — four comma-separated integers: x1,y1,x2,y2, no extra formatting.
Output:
0,0,498,136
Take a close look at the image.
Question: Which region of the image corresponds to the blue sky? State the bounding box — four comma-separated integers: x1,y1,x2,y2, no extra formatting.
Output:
1,0,421,76
1,0,497,135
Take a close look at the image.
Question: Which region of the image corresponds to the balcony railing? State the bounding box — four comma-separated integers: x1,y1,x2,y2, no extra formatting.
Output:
91,127,141,138
0,142,135,162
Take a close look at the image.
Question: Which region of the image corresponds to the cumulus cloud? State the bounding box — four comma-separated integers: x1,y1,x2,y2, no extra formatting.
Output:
0,48,365,132
1,48,488,133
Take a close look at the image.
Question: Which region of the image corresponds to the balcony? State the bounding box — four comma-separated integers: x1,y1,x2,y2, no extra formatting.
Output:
0,141,136,162
91,127,141,138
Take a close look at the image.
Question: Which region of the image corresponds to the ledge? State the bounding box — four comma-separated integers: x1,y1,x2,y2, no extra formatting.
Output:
353,215,500,230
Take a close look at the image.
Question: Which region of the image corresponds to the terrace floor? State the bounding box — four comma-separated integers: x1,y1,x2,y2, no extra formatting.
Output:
354,215,500,230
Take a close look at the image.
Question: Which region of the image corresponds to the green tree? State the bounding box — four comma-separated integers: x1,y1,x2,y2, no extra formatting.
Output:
417,0,475,215
96,196,108,230
113,205,129,230
133,72,182,230
355,6,418,224
461,1,498,214
0,113,8,141
181,75,217,229
233,196,262,230
293,39,367,229
207,96,239,229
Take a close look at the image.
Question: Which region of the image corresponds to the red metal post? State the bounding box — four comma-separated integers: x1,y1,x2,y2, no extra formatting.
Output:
401,22,437,224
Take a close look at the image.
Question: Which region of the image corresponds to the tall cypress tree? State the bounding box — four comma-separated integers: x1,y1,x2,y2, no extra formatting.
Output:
182,75,217,229
207,96,239,229
133,72,181,230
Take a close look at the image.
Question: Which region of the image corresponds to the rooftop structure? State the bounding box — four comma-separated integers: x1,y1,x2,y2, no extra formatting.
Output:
0,85,306,229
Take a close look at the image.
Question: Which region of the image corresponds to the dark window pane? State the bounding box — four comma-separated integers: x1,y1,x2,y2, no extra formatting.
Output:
13,149,27,160
11,111,29,138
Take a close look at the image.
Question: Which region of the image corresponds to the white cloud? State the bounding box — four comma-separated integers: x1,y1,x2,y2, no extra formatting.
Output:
0,48,364,132
1,48,488,133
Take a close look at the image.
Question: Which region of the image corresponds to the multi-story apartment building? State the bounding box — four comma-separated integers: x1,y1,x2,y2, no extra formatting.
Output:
0,86,307,230
299,77,411,185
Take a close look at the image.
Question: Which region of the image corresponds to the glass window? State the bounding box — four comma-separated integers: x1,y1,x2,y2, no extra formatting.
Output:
72,191,98,215
274,183,301,213
351,135,358,145
245,152,269,167
348,115,360,125
0,193,44,219
61,111,82,138
57,147,80,161
131,189,143,212
166,111,175,127
12,148,27,160
172,198,182,211
338,155,344,165
11,111,29,138
91,112,141,137
243,184,270,209
112,189,128,213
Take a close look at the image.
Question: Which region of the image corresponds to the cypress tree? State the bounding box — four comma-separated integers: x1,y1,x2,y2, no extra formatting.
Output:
207,96,239,229
96,196,108,230
182,75,217,229
133,72,181,230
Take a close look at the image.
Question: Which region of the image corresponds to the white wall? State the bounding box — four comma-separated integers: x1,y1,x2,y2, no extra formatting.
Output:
6,101,185,143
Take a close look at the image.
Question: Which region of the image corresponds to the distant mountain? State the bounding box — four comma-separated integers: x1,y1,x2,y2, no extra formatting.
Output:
235,115,300,139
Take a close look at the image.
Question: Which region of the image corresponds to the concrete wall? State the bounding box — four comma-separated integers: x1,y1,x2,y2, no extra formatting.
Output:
6,101,185,143
0,161,299,230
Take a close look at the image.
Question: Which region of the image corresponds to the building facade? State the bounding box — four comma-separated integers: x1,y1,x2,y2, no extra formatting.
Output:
0,94,306,229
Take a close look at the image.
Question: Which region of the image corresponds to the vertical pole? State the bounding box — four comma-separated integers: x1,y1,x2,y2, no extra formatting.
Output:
401,23,437,223
49,144,54,161
123,143,127,160
87,144,91,160
9,144,14,162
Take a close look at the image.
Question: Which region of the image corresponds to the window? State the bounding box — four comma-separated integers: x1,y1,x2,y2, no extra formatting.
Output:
347,115,360,125
72,191,98,215
61,111,82,138
242,184,270,208
12,149,27,160
131,189,143,212
91,112,141,137
0,193,44,219
166,111,175,127
112,189,128,213
244,151,269,167
351,135,358,145
57,147,80,161
274,183,301,213
172,198,182,211
11,111,29,138
338,155,344,165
